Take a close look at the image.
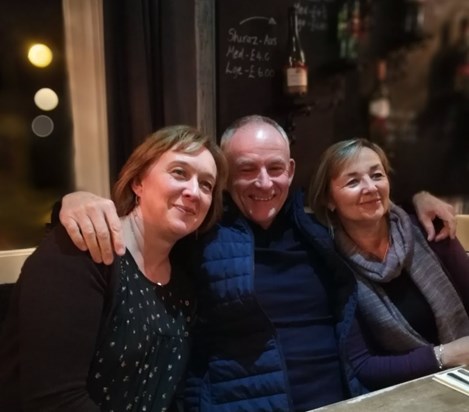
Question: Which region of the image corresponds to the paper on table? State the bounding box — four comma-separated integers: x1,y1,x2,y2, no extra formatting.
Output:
432,368,469,397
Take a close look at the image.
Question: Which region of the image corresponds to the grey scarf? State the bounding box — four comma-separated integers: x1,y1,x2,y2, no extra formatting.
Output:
335,204,469,352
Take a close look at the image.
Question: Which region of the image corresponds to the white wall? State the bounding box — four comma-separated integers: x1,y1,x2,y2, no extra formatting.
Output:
0,249,35,284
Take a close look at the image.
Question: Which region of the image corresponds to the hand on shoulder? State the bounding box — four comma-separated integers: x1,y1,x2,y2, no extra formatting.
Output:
60,191,125,264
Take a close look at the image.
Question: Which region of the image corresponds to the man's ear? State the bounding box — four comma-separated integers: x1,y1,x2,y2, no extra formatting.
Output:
288,159,296,184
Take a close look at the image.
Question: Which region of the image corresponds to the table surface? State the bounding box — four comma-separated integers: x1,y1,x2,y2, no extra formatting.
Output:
309,371,469,412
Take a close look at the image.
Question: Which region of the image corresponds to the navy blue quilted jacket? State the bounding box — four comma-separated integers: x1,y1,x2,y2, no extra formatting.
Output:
184,191,366,411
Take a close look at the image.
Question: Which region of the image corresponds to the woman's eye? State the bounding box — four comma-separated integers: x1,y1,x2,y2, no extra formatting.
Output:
372,172,384,180
200,181,214,193
171,168,186,178
345,179,358,187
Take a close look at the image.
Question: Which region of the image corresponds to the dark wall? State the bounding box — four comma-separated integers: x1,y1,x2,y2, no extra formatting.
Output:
216,0,358,190
214,0,469,202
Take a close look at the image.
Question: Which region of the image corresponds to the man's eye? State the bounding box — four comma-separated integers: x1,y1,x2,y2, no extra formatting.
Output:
240,167,255,173
268,166,285,175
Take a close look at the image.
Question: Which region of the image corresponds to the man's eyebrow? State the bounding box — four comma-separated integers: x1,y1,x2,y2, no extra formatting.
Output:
234,158,255,166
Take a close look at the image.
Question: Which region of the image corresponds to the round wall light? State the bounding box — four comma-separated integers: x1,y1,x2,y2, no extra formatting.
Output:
34,88,59,111
31,115,54,137
28,44,53,68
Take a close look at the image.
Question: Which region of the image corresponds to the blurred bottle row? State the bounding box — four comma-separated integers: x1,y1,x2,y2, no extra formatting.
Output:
368,15,469,146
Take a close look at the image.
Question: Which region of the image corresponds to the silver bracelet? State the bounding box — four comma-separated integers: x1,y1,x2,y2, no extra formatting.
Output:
434,344,445,370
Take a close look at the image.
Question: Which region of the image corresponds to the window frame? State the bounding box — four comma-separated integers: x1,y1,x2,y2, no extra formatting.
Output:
0,0,109,283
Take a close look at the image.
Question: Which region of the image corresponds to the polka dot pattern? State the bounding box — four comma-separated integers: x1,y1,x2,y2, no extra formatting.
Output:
87,251,194,411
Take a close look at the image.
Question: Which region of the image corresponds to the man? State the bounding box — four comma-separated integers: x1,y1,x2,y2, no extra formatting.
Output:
59,116,455,411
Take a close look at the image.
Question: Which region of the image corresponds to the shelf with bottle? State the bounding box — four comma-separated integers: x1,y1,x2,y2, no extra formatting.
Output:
281,5,309,143
281,5,350,141
282,0,370,101
366,58,395,153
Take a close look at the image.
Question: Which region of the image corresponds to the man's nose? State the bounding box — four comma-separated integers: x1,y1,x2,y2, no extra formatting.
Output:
254,168,273,189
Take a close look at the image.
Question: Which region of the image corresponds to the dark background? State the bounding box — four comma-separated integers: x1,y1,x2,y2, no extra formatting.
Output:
215,0,469,202
2,0,469,250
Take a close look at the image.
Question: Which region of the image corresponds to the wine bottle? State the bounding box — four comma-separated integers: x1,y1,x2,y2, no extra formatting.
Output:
337,2,349,60
454,16,469,97
348,0,361,60
368,59,391,145
337,0,361,64
284,6,308,96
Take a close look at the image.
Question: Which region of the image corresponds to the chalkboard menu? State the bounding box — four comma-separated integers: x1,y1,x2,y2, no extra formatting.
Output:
216,1,281,134
216,0,339,135
295,0,335,33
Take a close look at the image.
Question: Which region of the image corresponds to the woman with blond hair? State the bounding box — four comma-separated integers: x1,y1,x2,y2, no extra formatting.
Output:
309,138,469,390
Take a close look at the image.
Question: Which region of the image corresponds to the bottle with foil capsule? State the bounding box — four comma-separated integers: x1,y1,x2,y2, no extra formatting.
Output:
368,59,391,144
284,6,308,96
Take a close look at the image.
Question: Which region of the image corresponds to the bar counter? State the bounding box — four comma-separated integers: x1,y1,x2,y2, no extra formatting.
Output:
309,369,468,412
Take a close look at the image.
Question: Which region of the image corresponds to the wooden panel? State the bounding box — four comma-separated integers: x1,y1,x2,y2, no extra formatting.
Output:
456,214,469,251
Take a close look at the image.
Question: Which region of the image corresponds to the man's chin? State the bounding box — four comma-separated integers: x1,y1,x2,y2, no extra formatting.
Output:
248,208,278,228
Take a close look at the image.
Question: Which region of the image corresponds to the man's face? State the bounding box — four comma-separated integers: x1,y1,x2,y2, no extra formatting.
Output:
223,123,295,229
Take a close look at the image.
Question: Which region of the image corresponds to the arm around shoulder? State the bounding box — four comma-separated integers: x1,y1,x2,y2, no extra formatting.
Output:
59,191,125,265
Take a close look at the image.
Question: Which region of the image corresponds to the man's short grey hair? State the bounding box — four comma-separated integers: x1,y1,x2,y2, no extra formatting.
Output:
220,115,290,149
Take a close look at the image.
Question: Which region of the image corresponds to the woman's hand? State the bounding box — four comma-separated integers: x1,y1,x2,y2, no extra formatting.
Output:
441,336,469,368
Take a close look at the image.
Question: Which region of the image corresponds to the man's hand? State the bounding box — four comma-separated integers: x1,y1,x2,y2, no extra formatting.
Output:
412,191,456,242
59,191,125,264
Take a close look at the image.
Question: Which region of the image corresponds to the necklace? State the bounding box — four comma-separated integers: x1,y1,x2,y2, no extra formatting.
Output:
127,212,168,287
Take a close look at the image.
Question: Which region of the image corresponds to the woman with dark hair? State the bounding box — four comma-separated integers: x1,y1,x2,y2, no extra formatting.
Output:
0,125,227,411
